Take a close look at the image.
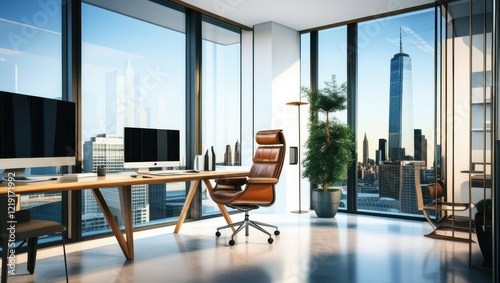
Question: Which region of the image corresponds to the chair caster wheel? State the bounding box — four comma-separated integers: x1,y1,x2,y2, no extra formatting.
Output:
229,239,235,246
268,238,274,244
274,230,280,236
215,231,221,237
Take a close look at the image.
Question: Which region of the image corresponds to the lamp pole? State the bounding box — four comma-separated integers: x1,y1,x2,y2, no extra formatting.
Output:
287,101,309,214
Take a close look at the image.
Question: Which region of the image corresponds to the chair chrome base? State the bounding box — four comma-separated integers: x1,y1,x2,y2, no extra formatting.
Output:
215,211,280,246
291,210,308,214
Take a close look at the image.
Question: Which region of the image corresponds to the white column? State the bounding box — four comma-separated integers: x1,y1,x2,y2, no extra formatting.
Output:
253,22,304,213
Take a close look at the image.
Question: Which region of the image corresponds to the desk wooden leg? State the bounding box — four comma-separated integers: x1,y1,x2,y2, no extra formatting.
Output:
119,185,134,259
91,187,134,260
174,180,200,233
203,180,235,232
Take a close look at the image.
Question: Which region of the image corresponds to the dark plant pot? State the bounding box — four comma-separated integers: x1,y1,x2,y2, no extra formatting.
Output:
474,212,492,267
312,190,341,218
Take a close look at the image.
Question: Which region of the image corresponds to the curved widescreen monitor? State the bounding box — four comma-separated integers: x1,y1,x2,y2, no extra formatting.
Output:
123,127,180,173
0,91,76,179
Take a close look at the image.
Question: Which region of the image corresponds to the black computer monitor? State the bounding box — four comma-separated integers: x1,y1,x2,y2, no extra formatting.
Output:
0,90,76,180
123,127,180,173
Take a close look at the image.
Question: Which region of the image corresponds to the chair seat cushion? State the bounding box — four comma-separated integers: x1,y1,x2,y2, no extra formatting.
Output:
211,188,245,205
11,220,66,240
214,177,247,187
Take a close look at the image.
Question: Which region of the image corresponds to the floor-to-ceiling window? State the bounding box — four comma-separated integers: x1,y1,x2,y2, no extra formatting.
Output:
301,8,437,217
0,0,65,226
81,0,186,235
356,9,436,216
317,26,348,208
200,17,241,216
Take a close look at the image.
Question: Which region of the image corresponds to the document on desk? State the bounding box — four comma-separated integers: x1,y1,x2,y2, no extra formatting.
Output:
61,173,98,180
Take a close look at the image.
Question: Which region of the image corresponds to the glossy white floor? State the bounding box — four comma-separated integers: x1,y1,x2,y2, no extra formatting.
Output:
5,212,493,283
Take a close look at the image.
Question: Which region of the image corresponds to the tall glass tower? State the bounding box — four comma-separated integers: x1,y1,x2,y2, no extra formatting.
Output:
363,133,369,165
388,32,413,161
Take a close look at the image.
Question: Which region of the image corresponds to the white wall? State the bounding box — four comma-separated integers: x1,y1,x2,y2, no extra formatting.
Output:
240,29,255,167
252,22,307,213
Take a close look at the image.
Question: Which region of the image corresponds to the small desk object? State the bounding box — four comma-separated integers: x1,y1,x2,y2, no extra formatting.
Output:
0,170,248,261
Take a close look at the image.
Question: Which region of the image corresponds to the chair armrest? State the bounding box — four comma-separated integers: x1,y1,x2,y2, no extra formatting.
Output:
247,177,278,185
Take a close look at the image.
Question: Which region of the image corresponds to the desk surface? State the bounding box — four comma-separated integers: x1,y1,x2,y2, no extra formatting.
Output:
0,170,248,195
1,169,248,263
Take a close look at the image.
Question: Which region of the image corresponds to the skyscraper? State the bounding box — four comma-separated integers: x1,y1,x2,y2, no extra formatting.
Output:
379,160,425,214
378,138,387,162
83,134,151,231
388,30,413,161
414,129,422,160
105,58,138,136
234,140,241,166
363,133,369,165
224,144,233,165
414,129,428,168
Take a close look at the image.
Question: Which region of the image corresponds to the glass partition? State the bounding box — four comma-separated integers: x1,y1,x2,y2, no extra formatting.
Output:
200,18,241,215
81,0,186,235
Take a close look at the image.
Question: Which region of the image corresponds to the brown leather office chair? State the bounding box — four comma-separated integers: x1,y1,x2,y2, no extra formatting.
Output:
210,129,286,246
0,195,68,282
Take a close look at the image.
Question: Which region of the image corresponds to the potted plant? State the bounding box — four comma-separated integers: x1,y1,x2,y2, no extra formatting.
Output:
474,198,492,267
302,75,355,218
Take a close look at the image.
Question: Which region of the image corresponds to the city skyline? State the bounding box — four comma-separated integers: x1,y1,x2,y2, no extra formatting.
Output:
355,10,435,168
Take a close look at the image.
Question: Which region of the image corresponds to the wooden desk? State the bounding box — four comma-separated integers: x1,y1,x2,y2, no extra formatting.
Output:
0,170,248,260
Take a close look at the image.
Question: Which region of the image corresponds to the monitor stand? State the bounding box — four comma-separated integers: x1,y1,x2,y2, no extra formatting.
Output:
2,168,53,183
135,168,150,175
2,168,29,181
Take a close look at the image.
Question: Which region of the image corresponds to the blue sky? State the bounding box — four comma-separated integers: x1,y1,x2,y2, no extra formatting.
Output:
304,8,436,167
357,9,435,167
1,2,436,167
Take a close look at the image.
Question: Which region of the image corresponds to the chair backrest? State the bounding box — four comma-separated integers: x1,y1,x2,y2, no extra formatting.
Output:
428,180,445,199
248,129,286,179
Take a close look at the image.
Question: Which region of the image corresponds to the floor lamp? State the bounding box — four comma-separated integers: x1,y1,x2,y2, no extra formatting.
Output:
287,101,308,214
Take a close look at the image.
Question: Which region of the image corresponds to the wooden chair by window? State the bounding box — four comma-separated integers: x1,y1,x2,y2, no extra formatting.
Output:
1,195,68,283
414,166,474,242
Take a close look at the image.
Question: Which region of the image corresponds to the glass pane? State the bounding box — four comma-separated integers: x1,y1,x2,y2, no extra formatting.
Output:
81,0,186,235
0,0,64,226
201,20,241,216
317,26,348,208
318,26,348,123
0,0,62,97
357,9,435,216
300,33,310,91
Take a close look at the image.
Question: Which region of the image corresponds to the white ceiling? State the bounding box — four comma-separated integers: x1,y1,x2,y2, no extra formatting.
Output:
180,0,435,31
